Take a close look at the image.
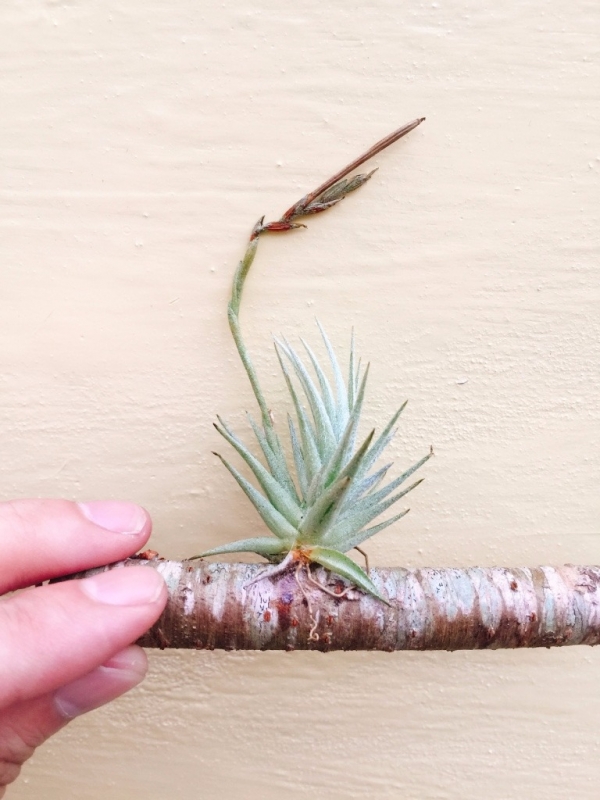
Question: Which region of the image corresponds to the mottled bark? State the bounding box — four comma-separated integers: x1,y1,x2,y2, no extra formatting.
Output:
74,558,600,651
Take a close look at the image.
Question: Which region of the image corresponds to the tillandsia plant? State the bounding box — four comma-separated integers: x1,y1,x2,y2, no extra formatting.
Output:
60,120,600,652
191,118,432,605
63,120,600,652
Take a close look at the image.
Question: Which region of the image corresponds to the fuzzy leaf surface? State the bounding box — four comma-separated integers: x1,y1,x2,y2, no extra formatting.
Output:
298,476,352,543
275,345,322,482
215,417,302,526
341,508,411,551
323,478,423,550
276,338,336,458
246,413,300,504
192,536,287,560
300,338,338,433
214,453,299,541
316,321,349,424
309,546,389,604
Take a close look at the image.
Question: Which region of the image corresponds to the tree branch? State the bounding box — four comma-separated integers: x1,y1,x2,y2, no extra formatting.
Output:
72,558,600,651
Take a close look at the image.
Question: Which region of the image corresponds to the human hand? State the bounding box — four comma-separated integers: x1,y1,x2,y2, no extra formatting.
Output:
0,499,167,796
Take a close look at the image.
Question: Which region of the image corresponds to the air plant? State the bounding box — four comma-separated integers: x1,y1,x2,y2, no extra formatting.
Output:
192,118,431,604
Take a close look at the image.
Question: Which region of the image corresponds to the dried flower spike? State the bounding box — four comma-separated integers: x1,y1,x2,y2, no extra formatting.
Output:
191,118,430,603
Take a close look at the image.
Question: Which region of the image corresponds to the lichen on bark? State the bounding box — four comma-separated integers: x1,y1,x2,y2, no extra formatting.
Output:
74,559,600,652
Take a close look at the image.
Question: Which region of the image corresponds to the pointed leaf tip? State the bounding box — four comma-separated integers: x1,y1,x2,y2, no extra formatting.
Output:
190,536,288,560
309,546,391,605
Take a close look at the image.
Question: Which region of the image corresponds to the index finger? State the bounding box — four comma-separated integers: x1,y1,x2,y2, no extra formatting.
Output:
0,499,152,594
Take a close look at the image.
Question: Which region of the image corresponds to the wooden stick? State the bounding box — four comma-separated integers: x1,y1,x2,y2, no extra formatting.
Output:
66,559,600,652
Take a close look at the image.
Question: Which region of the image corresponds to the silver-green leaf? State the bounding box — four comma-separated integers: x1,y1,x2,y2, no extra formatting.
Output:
309,546,390,604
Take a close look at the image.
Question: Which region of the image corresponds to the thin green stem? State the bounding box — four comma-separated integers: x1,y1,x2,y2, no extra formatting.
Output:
228,118,425,441
227,233,273,436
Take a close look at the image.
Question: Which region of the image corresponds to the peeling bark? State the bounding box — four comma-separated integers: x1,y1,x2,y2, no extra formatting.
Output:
71,559,600,651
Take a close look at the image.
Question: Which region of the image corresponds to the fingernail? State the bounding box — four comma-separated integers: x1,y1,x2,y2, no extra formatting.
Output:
77,501,149,535
54,646,147,719
81,567,165,606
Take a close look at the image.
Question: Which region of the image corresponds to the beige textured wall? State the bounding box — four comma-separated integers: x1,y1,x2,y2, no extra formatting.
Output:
3,1,600,797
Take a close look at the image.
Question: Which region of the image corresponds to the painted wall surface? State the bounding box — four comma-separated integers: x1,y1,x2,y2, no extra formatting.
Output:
2,1,599,797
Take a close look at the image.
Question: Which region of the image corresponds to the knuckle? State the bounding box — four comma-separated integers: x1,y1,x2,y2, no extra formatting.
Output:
0,595,39,646
0,721,34,784
0,499,71,539
0,758,22,789
0,590,73,707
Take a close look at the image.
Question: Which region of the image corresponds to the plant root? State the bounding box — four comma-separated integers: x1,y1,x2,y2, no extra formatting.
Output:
242,550,296,591
354,546,370,574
